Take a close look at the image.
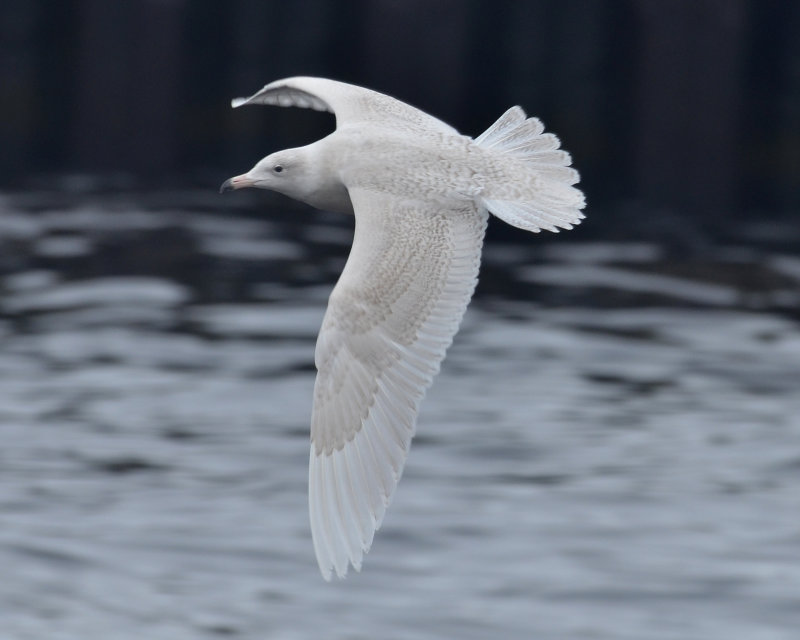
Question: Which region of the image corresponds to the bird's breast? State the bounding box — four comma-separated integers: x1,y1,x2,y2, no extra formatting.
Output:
302,181,354,215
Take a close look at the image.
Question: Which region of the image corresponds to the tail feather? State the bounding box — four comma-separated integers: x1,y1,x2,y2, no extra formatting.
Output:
505,131,560,154
473,106,526,147
485,118,547,151
474,106,586,233
481,199,584,234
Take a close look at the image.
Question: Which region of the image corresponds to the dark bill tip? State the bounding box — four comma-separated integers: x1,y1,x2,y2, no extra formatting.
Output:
219,178,234,194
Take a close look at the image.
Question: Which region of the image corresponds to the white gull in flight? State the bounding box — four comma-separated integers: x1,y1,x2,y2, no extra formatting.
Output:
221,77,585,580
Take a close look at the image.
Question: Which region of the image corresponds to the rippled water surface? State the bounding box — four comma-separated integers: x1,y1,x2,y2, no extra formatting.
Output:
1,191,799,639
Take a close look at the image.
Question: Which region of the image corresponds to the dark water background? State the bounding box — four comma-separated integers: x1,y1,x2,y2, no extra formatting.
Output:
1,189,799,639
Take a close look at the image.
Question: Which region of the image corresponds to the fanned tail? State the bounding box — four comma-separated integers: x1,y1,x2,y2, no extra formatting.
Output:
475,106,585,233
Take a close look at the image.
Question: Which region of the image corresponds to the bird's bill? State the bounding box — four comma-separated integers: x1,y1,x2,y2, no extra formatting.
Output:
219,174,255,193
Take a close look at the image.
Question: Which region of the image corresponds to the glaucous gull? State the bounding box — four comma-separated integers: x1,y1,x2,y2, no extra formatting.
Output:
221,77,585,580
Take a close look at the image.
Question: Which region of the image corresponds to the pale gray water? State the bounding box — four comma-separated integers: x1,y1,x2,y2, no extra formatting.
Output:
1,192,799,639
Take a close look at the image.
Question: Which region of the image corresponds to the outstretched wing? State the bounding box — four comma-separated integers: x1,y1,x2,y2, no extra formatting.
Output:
309,188,487,580
232,76,457,134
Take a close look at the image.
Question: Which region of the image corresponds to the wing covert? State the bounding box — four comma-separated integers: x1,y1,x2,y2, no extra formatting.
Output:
309,188,487,579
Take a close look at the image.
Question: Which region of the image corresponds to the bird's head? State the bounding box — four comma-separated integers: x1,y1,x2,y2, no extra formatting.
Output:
220,149,309,198
219,142,353,214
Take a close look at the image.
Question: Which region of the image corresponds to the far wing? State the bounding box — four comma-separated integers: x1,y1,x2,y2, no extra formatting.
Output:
232,76,458,134
309,188,487,579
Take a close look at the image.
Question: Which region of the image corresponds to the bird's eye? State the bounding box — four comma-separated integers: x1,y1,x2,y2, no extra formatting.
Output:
273,165,284,173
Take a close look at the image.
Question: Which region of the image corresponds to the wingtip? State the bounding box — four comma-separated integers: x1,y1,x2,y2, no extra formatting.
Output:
231,97,248,109
320,557,349,581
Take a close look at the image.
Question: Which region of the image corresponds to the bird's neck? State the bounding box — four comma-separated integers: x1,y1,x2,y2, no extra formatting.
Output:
294,137,354,214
